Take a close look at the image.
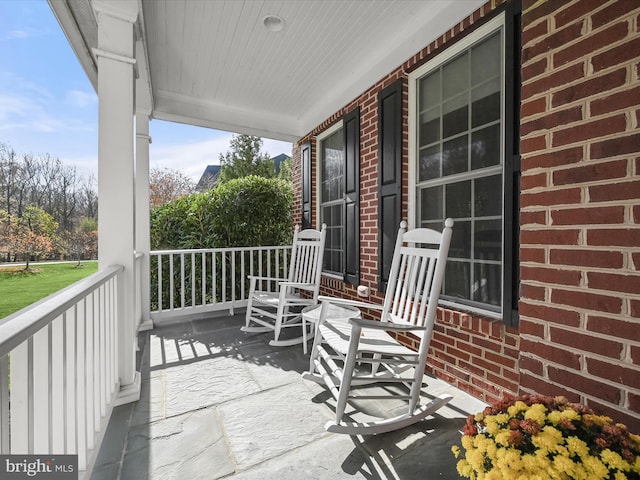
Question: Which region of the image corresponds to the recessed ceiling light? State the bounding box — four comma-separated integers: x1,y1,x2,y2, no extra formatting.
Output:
263,14,285,32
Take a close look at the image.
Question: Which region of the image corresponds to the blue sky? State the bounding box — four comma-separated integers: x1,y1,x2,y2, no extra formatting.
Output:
0,0,292,182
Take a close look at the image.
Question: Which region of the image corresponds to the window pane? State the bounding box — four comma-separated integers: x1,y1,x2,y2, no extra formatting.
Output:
442,135,468,177
471,32,501,86
474,175,502,217
420,107,440,146
473,263,501,306
418,144,441,181
322,204,343,274
471,78,500,127
471,124,500,170
444,261,470,300
474,219,501,261
419,71,441,111
443,96,468,138
420,185,443,222
445,180,471,218
442,53,468,100
321,130,343,202
449,219,471,259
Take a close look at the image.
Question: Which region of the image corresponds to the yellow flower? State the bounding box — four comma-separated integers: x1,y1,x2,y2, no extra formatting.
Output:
600,449,629,471
495,431,511,447
583,456,609,479
457,459,474,478
508,401,529,417
614,472,627,480
547,410,563,425
560,408,579,421
532,426,564,453
452,445,461,458
475,412,485,422
524,403,547,424
485,417,501,436
565,436,589,459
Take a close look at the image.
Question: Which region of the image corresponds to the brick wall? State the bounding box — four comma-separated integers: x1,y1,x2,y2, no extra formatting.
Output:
519,0,640,431
293,0,521,407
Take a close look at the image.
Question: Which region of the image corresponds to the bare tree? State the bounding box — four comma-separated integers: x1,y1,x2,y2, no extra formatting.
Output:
149,167,195,209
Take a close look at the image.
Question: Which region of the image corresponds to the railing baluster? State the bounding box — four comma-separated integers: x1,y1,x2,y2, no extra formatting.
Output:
201,252,206,306
180,253,185,309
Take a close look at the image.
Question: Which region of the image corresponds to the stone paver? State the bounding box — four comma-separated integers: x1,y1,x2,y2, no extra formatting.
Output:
92,313,486,479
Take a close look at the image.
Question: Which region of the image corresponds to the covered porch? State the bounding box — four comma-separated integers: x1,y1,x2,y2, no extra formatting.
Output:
92,312,486,480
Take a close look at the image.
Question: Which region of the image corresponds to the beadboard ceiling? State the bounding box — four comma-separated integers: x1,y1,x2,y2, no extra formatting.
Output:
50,0,485,142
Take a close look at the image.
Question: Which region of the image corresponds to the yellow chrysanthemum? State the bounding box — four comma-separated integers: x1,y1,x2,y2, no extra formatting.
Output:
565,436,589,459
560,408,579,422
600,449,629,472
524,403,547,425
553,455,576,478
547,410,563,425
508,401,529,417
532,426,564,453
452,445,461,458
583,456,609,479
485,417,501,436
614,472,627,480
475,412,485,422
495,430,511,447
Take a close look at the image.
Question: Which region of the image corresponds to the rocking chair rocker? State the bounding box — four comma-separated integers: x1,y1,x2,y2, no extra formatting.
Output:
302,219,453,435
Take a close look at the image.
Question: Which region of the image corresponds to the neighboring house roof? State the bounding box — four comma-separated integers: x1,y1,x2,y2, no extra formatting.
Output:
195,154,290,190
195,165,221,191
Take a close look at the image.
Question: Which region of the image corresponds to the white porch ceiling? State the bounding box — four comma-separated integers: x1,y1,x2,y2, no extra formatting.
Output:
50,0,485,142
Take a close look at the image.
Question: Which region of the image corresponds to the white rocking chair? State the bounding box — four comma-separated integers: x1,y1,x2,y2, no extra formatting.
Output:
302,219,453,435
242,224,326,347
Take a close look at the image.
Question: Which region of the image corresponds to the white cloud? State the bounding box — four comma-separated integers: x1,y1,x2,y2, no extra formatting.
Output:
65,89,97,108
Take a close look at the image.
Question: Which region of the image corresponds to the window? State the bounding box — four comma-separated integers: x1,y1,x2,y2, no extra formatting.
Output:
319,124,345,275
409,12,519,321
316,109,360,284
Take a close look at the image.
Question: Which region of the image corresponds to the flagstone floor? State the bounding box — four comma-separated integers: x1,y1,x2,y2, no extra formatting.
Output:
91,313,487,479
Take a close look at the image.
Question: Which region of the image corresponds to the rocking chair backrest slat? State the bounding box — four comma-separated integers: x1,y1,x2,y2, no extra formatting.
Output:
288,224,327,299
382,220,453,338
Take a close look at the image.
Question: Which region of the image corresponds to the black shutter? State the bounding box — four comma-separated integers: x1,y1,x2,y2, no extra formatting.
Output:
343,108,360,285
301,141,312,230
378,80,403,291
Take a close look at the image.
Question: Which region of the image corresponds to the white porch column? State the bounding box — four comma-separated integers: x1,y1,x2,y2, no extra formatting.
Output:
94,0,140,402
135,111,152,331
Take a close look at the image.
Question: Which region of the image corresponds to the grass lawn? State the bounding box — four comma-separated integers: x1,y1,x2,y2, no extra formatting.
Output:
0,262,98,320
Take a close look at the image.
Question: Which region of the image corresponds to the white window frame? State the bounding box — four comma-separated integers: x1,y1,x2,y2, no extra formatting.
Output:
407,13,506,318
316,120,344,279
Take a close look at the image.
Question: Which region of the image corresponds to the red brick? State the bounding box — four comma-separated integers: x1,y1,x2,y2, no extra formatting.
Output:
522,63,585,99
634,252,640,270
520,247,546,263
551,205,625,225
555,21,628,67
521,228,580,246
548,366,622,404
635,203,640,224
521,17,549,46
588,400,640,435
521,58,548,85
523,21,584,62
521,187,582,208
592,1,640,29
551,288,623,314
519,302,581,328
520,338,582,370
521,283,546,301
633,345,640,365
487,371,519,392
550,248,624,269
520,210,546,226
521,96,547,119
485,350,517,370
522,265,582,286
521,105,583,137
592,36,640,72
591,133,640,159
518,317,546,337
551,68,627,107
519,372,578,401
587,271,640,295
519,355,544,376
588,228,640,247
586,315,640,342
521,172,547,190
586,358,640,389
521,134,547,154
591,85,640,117
590,180,640,203
554,0,602,28
552,114,626,147
553,159,627,186
522,146,583,170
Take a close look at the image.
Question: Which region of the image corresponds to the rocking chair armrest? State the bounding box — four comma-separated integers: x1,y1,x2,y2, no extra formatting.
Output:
317,296,385,311
247,275,288,282
279,281,314,288
348,317,424,332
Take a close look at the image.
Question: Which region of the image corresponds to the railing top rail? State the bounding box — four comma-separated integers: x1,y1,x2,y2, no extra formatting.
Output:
150,245,292,255
0,264,124,359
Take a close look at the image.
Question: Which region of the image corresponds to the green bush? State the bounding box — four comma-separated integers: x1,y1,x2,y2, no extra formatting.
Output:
151,176,293,249
149,176,293,310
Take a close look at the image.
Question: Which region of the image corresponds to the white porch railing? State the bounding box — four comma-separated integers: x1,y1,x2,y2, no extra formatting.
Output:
0,265,123,479
150,245,291,321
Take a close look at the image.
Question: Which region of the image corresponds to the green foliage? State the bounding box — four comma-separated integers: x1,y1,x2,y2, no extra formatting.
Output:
151,176,293,249
218,134,276,183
